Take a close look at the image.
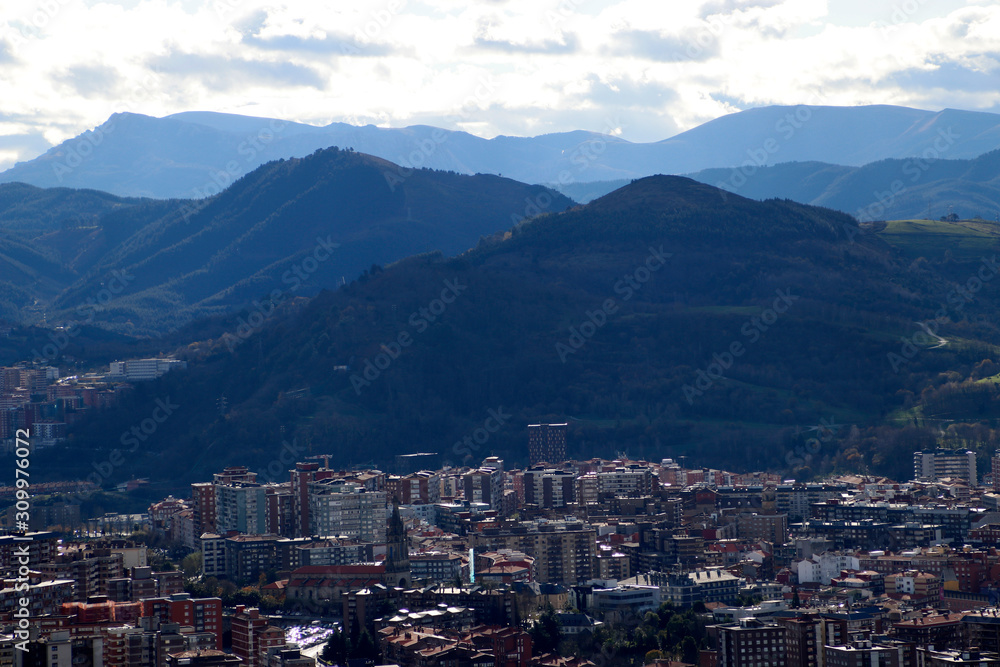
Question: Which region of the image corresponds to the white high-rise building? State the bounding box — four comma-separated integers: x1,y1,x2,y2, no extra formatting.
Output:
913,449,976,483
308,480,387,541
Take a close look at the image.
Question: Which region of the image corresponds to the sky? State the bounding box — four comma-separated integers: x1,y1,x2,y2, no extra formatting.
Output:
0,0,998,171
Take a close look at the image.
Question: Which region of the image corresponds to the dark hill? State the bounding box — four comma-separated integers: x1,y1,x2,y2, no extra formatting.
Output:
3,148,572,335
38,175,1000,489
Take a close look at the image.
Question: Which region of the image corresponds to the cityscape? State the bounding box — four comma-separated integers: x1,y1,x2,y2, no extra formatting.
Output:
3,1,1000,666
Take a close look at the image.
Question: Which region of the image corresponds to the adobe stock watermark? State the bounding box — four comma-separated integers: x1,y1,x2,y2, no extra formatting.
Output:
350,278,468,393
683,289,799,404
871,0,931,43
79,397,180,499
452,407,512,460
341,0,407,53
855,127,960,222
52,73,163,182
544,0,586,29
31,269,134,364
3,0,74,49
551,114,626,190
257,439,307,485
383,75,498,192
556,246,671,362
510,191,561,226
179,116,290,221
715,100,824,199
786,417,842,468
888,256,999,372
221,236,339,352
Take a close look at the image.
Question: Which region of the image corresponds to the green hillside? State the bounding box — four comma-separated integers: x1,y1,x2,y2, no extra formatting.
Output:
32,176,1000,491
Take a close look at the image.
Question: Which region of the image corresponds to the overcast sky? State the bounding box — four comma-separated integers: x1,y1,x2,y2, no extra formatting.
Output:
0,0,997,171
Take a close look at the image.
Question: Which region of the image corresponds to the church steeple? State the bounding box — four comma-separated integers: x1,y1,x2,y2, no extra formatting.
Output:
384,501,410,588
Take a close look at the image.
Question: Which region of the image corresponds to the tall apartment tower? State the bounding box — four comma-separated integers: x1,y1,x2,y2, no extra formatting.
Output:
993,450,1000,493
913,448,977,483
527,423,567,466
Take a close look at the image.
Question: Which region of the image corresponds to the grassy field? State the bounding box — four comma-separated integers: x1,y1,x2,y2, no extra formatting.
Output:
876,218,1000,261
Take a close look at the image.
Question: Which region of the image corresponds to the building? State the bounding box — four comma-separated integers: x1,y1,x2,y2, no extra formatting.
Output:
464,468,504,511
231,606,286,667
224,535,282,584
915,647,1000,665
201,534,226,579
776,614,822,667
214,483,267,535
36,546,125,600
885,570,940,603
140,593,224,649
595,465,657,497
386,471,441,505
385,504,412,588
470,521,596,585
521,469,576,509
109,358,186,381
295,538,374,567
716,618,786,667
527,424,567,466
411,552,465,584
824,634,907,667
191,483,217,535
590,586,660,617
165,650,243,667
914,449,977,483
307,480,386,542
736,512,789,544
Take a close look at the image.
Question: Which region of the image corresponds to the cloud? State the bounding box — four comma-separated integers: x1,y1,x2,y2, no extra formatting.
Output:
0,0,997,173
889,56,1000,94
607,29,721,62
471,32,580,55
52,65,122,98
578,74,680,110
244,32,401,57
147,52,327,91
0,129,57,171
698,0,786,18
0,39,15,64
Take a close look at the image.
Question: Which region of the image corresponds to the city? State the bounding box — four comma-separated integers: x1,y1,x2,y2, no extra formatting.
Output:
7,420,1000,665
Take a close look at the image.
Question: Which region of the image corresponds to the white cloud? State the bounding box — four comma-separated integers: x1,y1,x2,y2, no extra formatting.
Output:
0,0,996,171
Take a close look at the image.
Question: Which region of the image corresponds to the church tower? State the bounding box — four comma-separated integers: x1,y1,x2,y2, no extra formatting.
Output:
384,502,411,588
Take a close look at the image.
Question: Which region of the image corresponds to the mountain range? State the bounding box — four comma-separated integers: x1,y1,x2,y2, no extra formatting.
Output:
557,149,1000,220
3,105,1000,199
24,174,1000,491
0,149,571,333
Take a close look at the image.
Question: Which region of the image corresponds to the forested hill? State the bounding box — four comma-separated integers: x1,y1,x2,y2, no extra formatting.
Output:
0,148,574,334
38,176,1000,491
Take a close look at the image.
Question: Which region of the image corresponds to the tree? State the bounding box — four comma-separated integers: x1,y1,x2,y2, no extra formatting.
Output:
680,636,698,664
351,629,379,662
644,650,663,664
181,552,202,577
321,629,349,666
529,605,562,654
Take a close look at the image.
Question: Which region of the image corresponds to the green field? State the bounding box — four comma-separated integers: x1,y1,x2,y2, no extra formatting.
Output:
876,218,1000,261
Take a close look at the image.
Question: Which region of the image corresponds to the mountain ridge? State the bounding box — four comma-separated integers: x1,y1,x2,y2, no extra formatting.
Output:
0,148,574,334
32,174,1000,488
4,104,999,198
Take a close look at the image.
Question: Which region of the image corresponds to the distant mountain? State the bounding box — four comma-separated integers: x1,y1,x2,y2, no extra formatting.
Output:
554,150,1000,221
687,150,1000,221
34,175,1000,489
3,105,999,198
0,149,573,334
